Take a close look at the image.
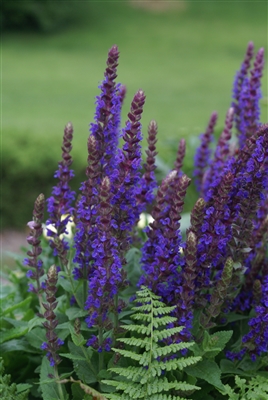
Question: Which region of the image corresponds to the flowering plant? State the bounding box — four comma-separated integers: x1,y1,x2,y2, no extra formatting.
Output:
1,42,267,400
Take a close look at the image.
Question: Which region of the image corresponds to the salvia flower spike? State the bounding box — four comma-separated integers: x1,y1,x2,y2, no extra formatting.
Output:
46,122,75,267
25,193,45,298
41,265,64,367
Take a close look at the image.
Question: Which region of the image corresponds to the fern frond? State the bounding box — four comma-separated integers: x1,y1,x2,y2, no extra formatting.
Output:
120,323,151,335
110,348,143,362
103,286,201,399
153,326,184,341
155,355,202,372
117,336,152,350
152,342,195,358
108,366,145,382
132,313,178,327
131,304,177,316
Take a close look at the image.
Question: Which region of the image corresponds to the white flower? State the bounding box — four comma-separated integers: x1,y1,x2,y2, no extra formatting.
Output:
43,215,75,240
137,213,154,229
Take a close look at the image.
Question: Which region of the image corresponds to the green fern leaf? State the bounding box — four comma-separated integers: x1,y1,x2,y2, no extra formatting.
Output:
103,286,201,399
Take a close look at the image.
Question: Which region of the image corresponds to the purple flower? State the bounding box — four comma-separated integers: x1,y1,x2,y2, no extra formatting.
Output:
242,275,268,358
90,45,122,178
140,172,190,305
84,177,125,328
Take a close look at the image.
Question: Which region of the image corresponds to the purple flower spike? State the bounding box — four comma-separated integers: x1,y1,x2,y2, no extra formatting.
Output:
232,42,254,140
242,275,268,359
41,265,64,367
203,108,233,201
46,122,75,266
73,135,102,279
174,138,186,173
233,45,265,148
136,119,158,211
194,111,218,195
47,122,75,234
112,89,146,251
90,45,122,177
85,177,125,328
140,171,191,304
25,194,45,294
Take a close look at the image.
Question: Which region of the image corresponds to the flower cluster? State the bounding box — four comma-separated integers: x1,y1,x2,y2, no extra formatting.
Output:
25,42,267,370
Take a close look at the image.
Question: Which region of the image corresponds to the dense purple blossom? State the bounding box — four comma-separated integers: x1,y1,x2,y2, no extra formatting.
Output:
73,135,102,280
232,44,264,148
90,45,123,178
111,89,146,253
139,171,190,305
46,122,75,235
242,275,268,359
232,41,254,144
46,122,76,269
84,177,125,328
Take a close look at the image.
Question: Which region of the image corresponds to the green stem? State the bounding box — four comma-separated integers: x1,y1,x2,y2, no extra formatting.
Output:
65,255,84,309
98,325,104,372
113,294,119,346
54,365,65,400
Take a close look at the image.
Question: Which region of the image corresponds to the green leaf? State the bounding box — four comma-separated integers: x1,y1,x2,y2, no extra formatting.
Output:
40,356,61,400
16,383,32,393
186,359,226,393
71,383,92,400
0,325,28,343
69,323,87,347
1,296,32,316
0,338,37,354
25,327,46,349
203,330,233,358
58,273,73,294
28,316,46,332
65,307,88,321
59,353,86,361
68,341,97,384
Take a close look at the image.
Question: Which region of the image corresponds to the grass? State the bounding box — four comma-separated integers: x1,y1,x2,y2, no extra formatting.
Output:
2,0,268,227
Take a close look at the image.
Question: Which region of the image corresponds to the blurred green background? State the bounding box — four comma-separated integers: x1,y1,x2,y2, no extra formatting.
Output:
2,0,267,229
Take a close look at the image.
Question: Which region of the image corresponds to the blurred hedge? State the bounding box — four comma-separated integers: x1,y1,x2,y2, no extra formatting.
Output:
1,0,89,33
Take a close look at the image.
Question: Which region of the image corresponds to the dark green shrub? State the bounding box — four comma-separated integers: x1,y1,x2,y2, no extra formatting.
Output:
1,0,89,33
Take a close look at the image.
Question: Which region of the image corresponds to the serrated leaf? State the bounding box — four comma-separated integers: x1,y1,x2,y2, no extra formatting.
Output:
16,383,32,393
69,323,87,346
65,307,88,321
0,325,28,343
40,356,62,400
68,341,97,384
28,316,46,332
1,296,32,316
25,327,46,349
186,359,226,393
0,338,37,354
59,353,86,361
203,330,233,358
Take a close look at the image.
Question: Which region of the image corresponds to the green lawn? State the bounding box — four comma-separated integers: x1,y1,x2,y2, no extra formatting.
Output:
2,0,268,227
